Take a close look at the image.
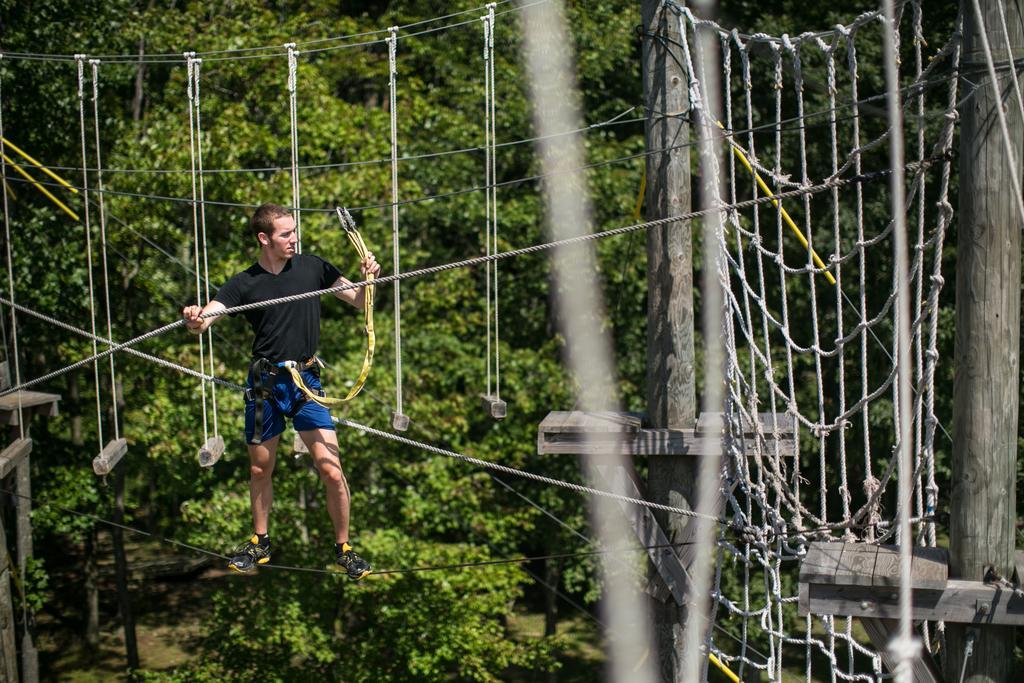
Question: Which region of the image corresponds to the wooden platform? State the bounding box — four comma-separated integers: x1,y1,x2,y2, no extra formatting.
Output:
537,410,797,457
799,541,1024,625
0,391,60,426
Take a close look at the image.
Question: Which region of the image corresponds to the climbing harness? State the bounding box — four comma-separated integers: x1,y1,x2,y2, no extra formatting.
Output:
244,208,375,444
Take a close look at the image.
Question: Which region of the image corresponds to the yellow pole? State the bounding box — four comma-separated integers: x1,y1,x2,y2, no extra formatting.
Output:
717,123,836,286
1,137,78,194
708,652,741,683
1,154,80,221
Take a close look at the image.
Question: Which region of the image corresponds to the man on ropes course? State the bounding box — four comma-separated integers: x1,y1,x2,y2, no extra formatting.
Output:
182,203,380,579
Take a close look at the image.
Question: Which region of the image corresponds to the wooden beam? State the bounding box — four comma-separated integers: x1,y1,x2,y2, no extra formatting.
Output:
14,448,35,683
537,410,796,457
0,391,60,426
800,579,1024,626
92,438,127,476
0,438,31,480
951,0,1024,678
0,520,17,683
860,618,943,683
479,394,507,420
593,464,691,606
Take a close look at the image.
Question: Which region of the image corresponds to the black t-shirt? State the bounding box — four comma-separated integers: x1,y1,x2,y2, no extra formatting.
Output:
213,254,344,362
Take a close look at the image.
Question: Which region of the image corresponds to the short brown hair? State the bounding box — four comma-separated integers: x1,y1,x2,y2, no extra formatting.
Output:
250,203,292,240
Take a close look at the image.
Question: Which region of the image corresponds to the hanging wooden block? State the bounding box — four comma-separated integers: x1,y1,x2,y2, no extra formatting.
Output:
479,394,507,419
93,438,127,476
391,410,410,432
293,431,309,456
198,435,225,468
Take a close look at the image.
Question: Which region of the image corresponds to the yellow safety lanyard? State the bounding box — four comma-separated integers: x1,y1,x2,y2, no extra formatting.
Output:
281,207,375,406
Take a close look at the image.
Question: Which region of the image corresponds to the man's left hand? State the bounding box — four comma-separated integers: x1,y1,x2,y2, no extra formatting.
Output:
361,252,381,279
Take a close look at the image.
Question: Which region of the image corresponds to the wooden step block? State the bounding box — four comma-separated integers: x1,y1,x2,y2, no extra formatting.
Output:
198,435,225,468
479,394,507,420
391,411,410,432
293,431,309,455
93,438,127,476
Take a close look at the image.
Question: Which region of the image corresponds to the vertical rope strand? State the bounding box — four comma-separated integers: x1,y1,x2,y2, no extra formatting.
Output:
387,27,404,418
185,53,209,444
76,55,104,450
89,59,119,440
286,43,302,254
0,56,24,440
481,13,493,398
488,3,501,400
192,57,219,439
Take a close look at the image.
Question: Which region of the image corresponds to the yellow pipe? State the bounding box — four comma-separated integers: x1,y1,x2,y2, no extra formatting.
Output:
2,154,80,221
708,652,741,683
717,123,837,286
1,137,78,194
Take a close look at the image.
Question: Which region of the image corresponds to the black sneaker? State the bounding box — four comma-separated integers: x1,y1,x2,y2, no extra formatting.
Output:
335,544,371,581
227,534,272,573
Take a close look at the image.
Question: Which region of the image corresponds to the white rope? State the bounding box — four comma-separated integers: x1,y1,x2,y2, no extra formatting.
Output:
880,2,918,678
286,43,302,253
185,53,210,444
89,60,120,440
482,9,493,399
387,26,405,418
0,56,24,439
76,55,104,449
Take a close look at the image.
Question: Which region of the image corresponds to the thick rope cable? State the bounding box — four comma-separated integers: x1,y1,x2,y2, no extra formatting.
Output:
0,295,244,391
75,55,104,450
286,43,302,253
89,59,120,440
185,54,211,445
387,27,405,420
880,2,919,677
0,56,24,438
0,160,937,399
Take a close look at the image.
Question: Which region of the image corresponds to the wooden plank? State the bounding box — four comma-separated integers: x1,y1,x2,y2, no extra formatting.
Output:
1014,549,1024,586
0,391,60,426
0,438,31,480
872,546,901,587
538,430,797,457
799,542,845,584
910,546,949,590
860,618,942,683
594,463,689,606
92,438,127,476
541,411,642,434
801,579,1024,625
835,544,878,586
198,435,225,468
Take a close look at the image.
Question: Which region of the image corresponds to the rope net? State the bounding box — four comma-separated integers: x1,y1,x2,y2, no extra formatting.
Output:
674,2,960,680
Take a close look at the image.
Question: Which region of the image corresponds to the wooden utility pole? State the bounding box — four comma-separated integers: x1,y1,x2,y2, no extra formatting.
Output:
949,1,1023,681
641,1,695,680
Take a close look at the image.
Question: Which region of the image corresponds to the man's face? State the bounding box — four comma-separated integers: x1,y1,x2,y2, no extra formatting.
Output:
262,215,298,259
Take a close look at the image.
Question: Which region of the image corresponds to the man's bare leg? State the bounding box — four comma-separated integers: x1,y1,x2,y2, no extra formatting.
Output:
248,434,280,535
299,428,350,543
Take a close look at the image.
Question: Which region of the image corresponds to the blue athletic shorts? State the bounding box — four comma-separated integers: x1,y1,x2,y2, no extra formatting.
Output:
244,367,335,444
